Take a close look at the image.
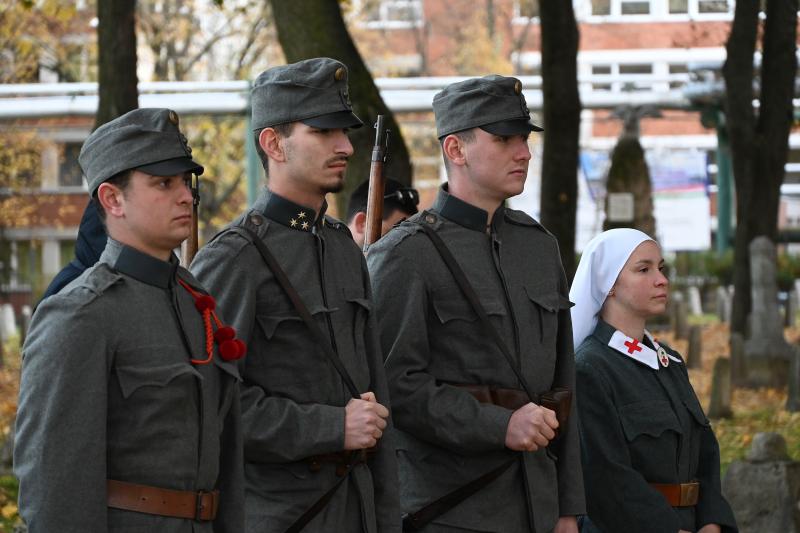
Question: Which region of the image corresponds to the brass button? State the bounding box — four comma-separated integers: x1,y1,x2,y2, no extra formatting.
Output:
334,67,346,81
514,80,522,94
249,215,263,226
168,110,179,125
424,214,436,224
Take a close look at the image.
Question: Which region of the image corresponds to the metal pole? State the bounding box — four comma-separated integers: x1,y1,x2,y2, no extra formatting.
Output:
245,81,260,207
715,108,733,254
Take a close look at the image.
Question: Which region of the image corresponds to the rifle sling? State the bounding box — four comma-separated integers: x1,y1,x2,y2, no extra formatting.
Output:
236,226,360,399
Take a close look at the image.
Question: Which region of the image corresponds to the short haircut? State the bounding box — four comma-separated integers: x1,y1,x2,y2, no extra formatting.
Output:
346,178,418,222
254,122,295,176
95,169,133,222
440,129,477,172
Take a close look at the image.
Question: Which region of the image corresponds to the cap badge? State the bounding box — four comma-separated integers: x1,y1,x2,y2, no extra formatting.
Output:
514,80,522,94
168,110,179,125
334,67,346,81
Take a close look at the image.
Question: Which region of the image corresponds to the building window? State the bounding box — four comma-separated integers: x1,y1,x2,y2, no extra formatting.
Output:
592,0,611,15
517,0,539,18
697,0,729,13
591,65,612,91
58,142,83,188
669,63,689,89
363,0,423,29
619,63,653,91
583,0,732,19
621,0,650,14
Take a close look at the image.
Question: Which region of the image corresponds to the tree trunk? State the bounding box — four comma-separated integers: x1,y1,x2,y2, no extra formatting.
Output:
95,0,138,130
723,0,797,336
539,1,581,282
268,0,413,215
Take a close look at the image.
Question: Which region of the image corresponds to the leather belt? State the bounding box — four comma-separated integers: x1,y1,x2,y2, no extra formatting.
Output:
650,481,700,507
107,479,219,521
306,448,375,476
448,383,572,436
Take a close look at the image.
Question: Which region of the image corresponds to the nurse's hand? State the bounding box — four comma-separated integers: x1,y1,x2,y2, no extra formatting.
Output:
505,402,558,451
553,516,578,533
697,525,721,533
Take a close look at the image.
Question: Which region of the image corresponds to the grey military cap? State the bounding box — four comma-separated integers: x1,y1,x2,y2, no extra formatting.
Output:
79,108,204,196
251,57,364,131
432,74,543,138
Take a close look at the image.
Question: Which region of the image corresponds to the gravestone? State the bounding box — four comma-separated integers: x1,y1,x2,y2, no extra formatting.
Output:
675,299,690,340
0,303,15,341
716,285,733,323
788,349,800,412
19,305,31,348
723,433,800,533
787,289,798,328
707,357,732,418
686,325,702,369
687,286,703,316
743,237,793,387
730,332,747,387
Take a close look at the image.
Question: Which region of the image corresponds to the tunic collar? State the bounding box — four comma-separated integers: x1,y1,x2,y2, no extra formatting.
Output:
101,238,178,289
258,188,326,232
432,185,499,233
594,320,681,370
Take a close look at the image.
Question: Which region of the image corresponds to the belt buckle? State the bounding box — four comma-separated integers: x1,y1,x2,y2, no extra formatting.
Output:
195,490,211,521
680,482,699,506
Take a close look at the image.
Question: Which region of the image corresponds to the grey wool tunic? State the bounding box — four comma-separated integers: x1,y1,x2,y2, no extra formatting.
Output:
14,239,244,533
190,189,400,533
367,187,585,533
576,320,737,533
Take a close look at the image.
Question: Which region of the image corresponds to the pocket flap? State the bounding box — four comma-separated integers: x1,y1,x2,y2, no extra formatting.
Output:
525,287,568,313
116,363,201,399
431,288,506,324
619,400,682,441
256,313,302,339
342,286,371,311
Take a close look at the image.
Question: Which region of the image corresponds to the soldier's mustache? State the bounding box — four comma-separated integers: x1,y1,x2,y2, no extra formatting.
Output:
325,156,349,167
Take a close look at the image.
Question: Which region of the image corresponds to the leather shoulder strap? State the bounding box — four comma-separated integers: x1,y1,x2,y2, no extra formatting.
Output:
234,225,360,399
417,222,535,401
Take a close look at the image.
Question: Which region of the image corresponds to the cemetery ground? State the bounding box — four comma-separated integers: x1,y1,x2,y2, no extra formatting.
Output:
0,320,798,530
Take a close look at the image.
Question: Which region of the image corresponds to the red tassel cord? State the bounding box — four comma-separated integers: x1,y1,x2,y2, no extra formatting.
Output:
177,278,246,364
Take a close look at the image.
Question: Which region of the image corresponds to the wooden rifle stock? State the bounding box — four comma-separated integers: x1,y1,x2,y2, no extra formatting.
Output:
182,173,200,265
363,115,390,253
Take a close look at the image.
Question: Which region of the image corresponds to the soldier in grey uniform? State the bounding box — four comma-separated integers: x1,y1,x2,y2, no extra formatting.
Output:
190,58,400,533
14,108,244,532
367,76,585,532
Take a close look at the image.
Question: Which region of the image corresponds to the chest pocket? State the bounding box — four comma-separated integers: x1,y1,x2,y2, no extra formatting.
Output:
115,361,201,399
525,287,572,345
431,287,507,324
619,400,683,442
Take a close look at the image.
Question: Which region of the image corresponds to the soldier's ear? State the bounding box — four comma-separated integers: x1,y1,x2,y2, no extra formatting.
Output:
442,134,466,167
97,181,126,219
259,128,286,162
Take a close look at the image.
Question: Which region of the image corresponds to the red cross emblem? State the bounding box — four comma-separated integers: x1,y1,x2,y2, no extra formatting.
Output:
624,338,642,354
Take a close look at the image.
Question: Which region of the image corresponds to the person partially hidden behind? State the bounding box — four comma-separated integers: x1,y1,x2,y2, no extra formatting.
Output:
570,228,737,533
345,178,419,248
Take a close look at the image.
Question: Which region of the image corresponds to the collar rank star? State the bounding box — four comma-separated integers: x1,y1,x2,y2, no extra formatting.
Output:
608,329,681,370
290,210,311,231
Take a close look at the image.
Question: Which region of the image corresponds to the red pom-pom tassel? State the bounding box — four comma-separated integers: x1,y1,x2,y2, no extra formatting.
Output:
219,338,246,361
194,295,216,312
214,326,236,343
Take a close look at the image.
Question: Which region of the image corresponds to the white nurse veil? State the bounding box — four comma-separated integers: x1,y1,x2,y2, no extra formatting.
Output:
569,228,655,350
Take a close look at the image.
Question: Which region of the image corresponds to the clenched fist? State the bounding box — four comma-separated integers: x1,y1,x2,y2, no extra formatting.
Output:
505,402,558,452
344,391,390,450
